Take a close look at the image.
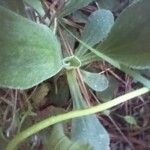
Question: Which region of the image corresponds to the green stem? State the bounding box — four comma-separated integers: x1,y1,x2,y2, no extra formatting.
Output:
66,69,85,108
6,87,149,150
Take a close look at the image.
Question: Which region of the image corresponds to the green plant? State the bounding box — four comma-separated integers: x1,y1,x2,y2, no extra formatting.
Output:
0,0,150,150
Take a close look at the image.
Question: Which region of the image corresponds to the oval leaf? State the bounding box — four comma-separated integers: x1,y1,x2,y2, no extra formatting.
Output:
0,6,63,89
98,0,150,69
76,9,114,56
96,75,119,102
81,70,109,92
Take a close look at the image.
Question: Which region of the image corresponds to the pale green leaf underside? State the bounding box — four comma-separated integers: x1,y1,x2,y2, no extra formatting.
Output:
76,9,114,57
0,6,63,89
98,0,150,69
44,124,92,150
81,70,109,92
60,0,94,17
67,70,110,150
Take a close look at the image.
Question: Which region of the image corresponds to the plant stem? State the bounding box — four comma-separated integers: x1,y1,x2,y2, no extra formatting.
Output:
6,87,149,150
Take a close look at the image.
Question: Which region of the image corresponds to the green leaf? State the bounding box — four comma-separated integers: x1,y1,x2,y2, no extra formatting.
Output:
43,124,92,150
67,70,110,150
60,0,95,17
81,70,109,92
96,75,119,102
98,0,150,69
123,115,137,126
0,6,63,89
76,9,114,57
0,0,26,16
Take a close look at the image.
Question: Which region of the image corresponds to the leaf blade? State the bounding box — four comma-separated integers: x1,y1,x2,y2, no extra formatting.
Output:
98,0,150,69
81,70,109,92
0,6,63,89
76,9,114,57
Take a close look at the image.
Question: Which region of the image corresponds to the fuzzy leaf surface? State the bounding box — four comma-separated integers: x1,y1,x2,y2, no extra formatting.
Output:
98,0,150,69
81,70,109,92
76,9,114,56
0,6,63,89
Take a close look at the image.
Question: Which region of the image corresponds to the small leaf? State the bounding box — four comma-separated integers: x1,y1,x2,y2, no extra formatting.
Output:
96,75,119,102
76,9,114,56
81,70,109,92
0,6,63,89
60,0,94,17
123,115,137,126
43,124,92,150
67,70,110,150
0,0,26,16
98,0,150,69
